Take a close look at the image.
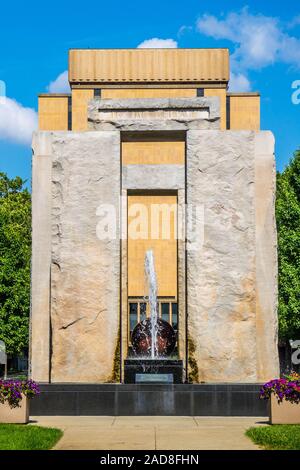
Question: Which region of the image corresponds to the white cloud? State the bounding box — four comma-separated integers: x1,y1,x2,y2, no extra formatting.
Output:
137,38,178,48
47,70,70,93
197,13,236,41
228,72,251,92
0,97,37,145
178,25,193,36
288,15,300,29
197,8,300,71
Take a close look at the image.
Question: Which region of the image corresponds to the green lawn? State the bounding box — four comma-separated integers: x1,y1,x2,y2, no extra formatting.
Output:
0,424,63,450
246,425,300,450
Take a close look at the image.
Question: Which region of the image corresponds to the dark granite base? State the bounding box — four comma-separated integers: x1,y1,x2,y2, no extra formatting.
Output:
30,383,268,417
124,359,183,384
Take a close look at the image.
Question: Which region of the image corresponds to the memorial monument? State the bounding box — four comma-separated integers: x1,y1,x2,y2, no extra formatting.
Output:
30,48,279,390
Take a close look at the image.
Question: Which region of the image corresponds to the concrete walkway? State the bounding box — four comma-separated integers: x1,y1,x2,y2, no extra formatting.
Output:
30,416,268,450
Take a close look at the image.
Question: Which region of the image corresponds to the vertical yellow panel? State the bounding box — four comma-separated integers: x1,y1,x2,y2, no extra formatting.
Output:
127,194,177,298
204,88,227,130
38,96,69,131
229,95,260,130
101,88,197,99
71,89,94,131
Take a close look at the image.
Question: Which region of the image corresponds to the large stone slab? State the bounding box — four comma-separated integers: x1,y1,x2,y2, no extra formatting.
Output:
186,130,278,382
50,131,120,382
254,132,279,380
31,133,53,382
32,131,121,383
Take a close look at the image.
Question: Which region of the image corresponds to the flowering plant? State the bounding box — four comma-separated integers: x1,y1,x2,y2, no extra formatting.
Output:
284,372,300,382
0,379,40,408
260,377,300,404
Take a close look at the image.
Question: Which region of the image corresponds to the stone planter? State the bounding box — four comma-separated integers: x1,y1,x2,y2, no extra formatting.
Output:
0,398,29,424
270,395,300,424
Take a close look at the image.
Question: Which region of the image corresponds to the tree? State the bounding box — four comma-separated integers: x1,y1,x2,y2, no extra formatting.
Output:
0,173,31,355
276,150,300,342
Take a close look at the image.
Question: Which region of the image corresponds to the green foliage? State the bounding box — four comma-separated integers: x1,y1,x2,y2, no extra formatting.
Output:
0,424,63,450
111,329,121,383
0,173,31,355
188,335,199,383
246,425,300,450
276,150,300,341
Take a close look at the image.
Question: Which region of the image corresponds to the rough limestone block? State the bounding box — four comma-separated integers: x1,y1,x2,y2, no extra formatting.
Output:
254,132,279,381
186,130,278,382
88,97,220,132
49,131,120,382
31,132,53,382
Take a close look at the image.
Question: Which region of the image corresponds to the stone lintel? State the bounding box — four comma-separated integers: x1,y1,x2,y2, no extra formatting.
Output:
88,97,221,131
122,164,185,190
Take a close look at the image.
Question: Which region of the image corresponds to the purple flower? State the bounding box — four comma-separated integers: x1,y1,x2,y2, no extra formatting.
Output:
0,379,40,408
260,377,300,404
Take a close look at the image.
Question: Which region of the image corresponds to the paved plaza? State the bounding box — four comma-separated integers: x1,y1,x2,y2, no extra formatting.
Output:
30,416,268,450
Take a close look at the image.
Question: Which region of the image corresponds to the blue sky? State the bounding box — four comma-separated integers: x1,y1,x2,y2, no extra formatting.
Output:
0,0,299,186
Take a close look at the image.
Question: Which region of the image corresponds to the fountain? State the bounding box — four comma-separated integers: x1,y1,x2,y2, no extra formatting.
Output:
130,250,176,358
124,250,183,383
145,250,158,359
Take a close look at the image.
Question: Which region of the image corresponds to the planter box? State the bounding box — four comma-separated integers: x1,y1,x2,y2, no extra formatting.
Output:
0,398,29,424
270,395,300,424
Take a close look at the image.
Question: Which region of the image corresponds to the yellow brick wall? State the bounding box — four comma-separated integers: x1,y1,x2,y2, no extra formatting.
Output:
127,194,177,298
122,140,185,165
229,95,260,130
38,96,69,131
71,89,94,131
204,88,227,130
101,88,197,99
69,48,230,83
